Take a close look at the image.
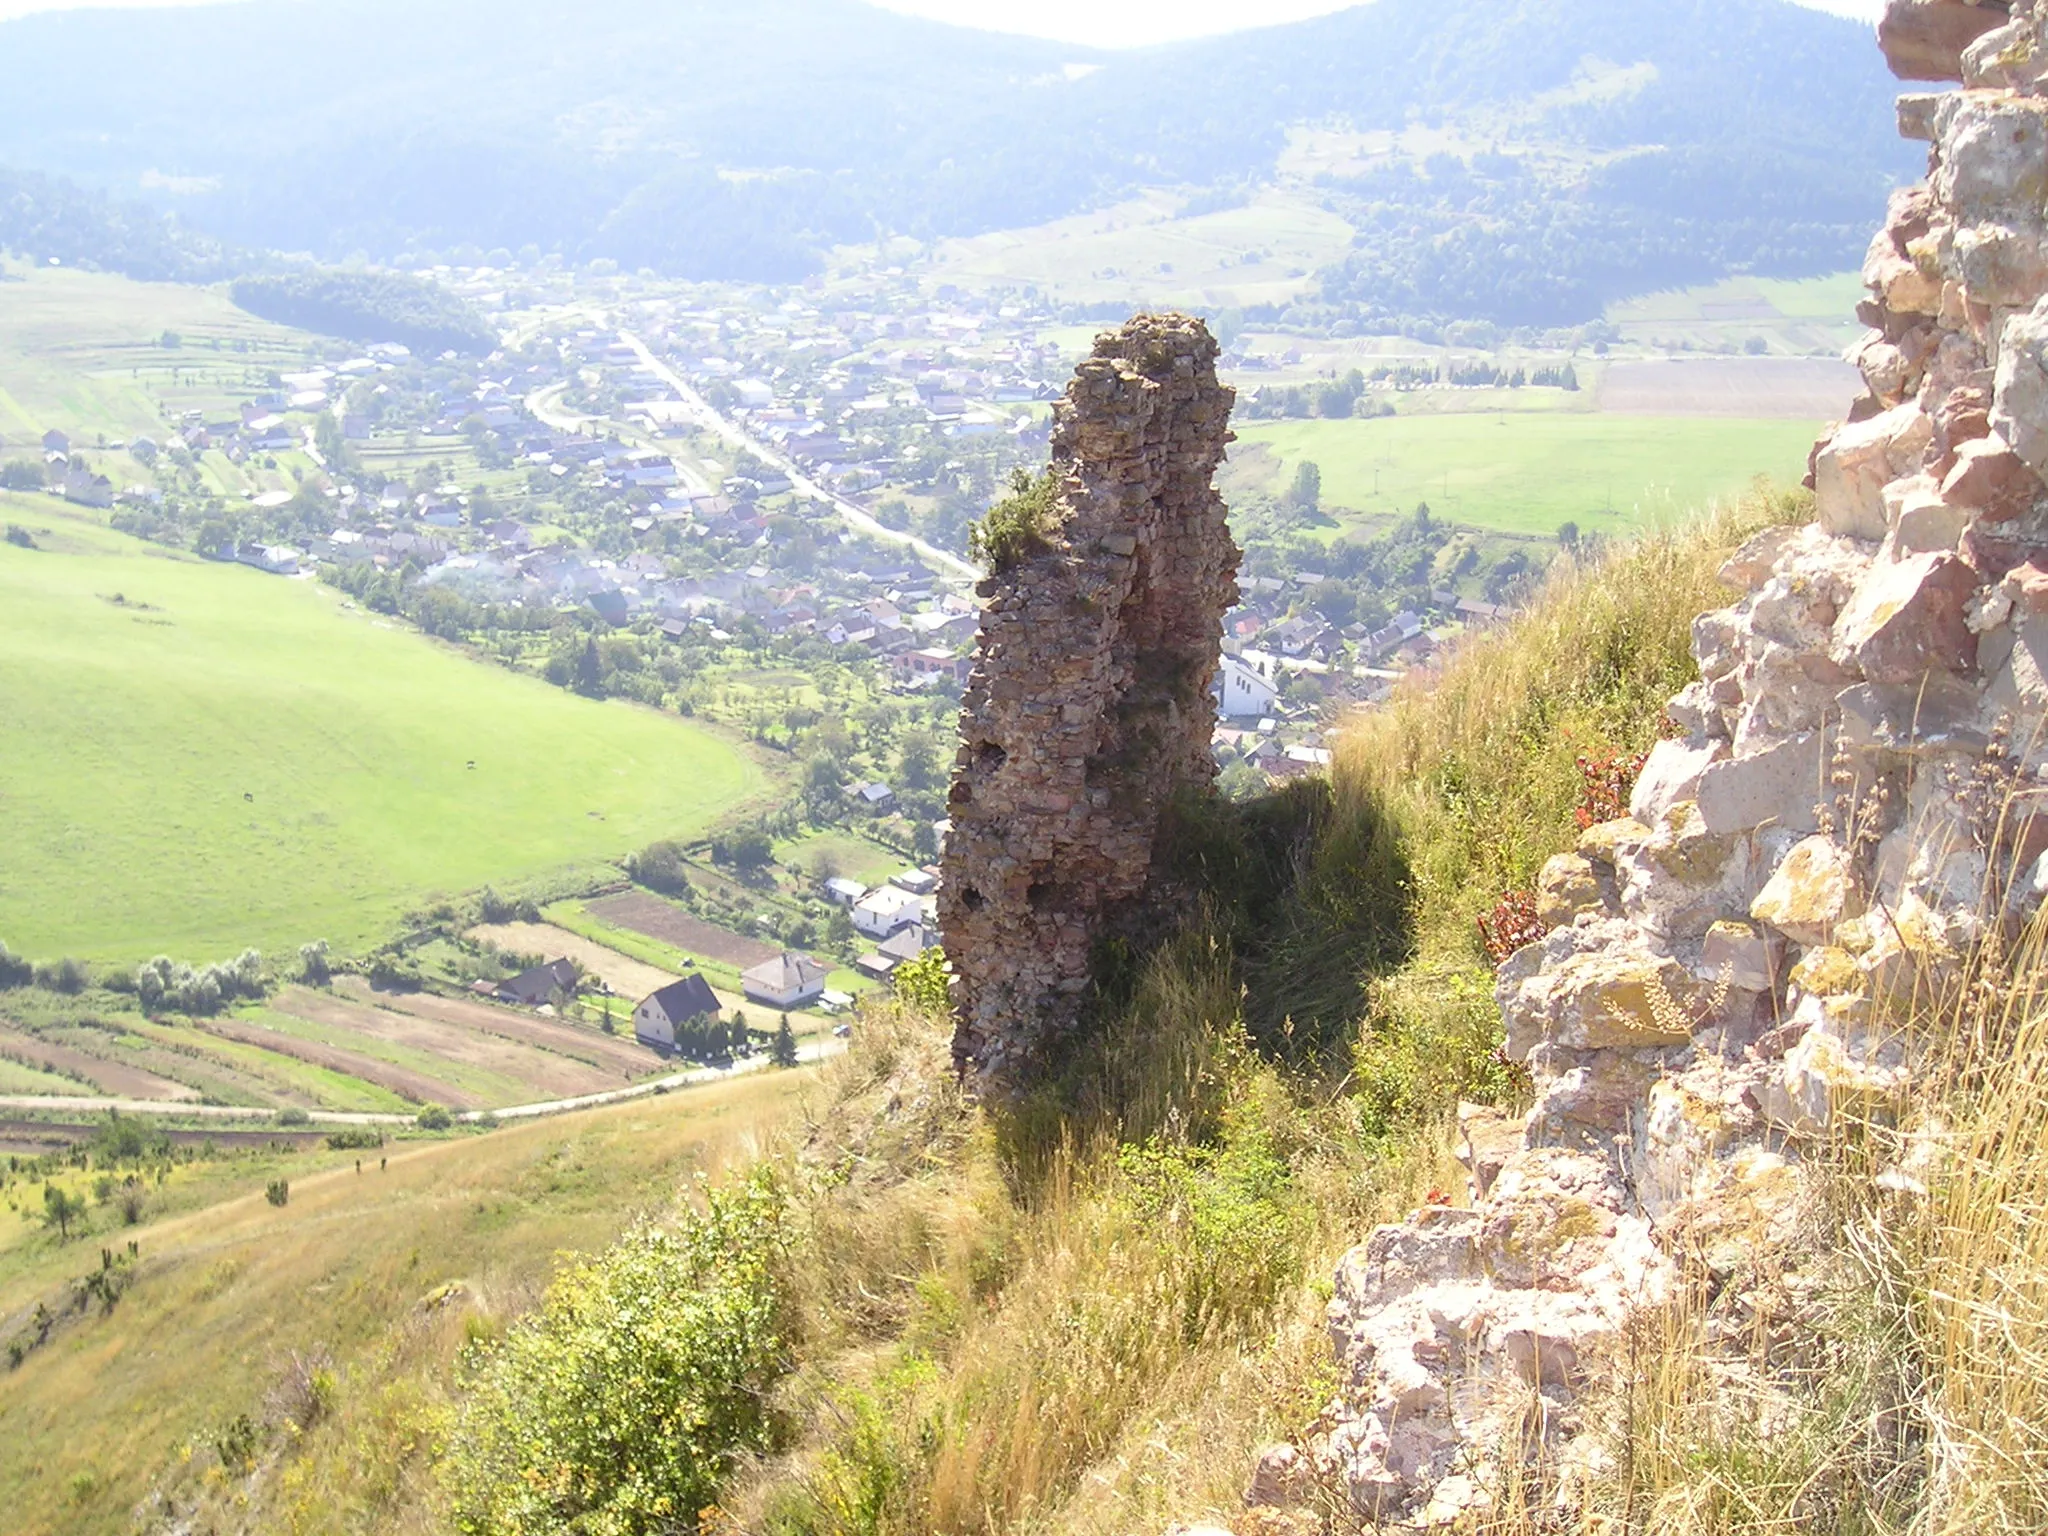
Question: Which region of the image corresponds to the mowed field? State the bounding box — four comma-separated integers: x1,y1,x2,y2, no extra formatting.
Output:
0,1072,808,1536
1231,413,1824,536
0,501,766,960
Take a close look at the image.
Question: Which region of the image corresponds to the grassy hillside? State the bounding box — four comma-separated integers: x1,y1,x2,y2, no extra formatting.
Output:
0,501,764,960
16,486,2045,1536
1232,413,1820,535
0,1071,808,1536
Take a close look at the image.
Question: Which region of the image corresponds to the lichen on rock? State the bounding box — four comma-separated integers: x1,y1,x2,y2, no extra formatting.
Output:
939,313,1241,1093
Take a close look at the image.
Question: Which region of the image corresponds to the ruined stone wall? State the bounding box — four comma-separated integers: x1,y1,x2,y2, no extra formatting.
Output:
939,314,1239,1092
1241,4,2048,1525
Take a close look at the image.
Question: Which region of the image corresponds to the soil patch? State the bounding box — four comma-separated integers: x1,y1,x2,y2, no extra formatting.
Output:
466,921,680,999
586,892,781,968
271,987,626,1101
0,1023,199,1101
197,1016,483,1110
333,978,658,1078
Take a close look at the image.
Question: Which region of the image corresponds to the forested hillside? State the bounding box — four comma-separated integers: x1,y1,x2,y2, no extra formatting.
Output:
0,0,1914,323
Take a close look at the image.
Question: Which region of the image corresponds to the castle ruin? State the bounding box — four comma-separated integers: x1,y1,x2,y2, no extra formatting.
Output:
938,313,1240,1092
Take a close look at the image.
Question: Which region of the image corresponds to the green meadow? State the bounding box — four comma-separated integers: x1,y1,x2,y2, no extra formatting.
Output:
0,500,765,962
1231,413,1821,537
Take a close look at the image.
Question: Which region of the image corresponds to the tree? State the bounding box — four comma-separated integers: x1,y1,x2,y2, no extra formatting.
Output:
573,636,604,696
1557,521,1580,551
299,940,331,984
771,1015,798,1068
42,1183,84,1240
1286,461,1322,513
895,731,941,792
417,1102,454,1131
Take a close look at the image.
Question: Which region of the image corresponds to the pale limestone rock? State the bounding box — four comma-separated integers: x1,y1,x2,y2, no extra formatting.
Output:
1830,548,1979,682
1881,0,2011,81
1693,734,1824,837
1994,296,2048,476
1498,920,1697,1056
1629,737,1726,826
1536,853,1605,930
1815,402,1932,539
1280,25,2048,1516
1943,433,2043,520
1751,835,1865,946
1699,918,1784,993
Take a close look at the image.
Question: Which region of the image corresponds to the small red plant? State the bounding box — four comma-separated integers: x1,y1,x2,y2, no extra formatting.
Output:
1477,890,1543,965
1573,749,1649,830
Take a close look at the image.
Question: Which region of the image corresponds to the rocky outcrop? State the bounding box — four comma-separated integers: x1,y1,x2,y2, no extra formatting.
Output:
939,314,1240,1092
1247,6,2048,1525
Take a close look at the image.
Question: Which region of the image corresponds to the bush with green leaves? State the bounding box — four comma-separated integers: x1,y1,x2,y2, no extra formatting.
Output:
447,1170,790,1536
134,949,267,1015
890,948,950,1015
416,1102,454,1131
967,467,1061,571
625,840,693,896
0,941,32,989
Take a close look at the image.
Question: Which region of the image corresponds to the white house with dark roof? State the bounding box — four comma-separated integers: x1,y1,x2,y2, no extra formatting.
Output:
633,973,722,1053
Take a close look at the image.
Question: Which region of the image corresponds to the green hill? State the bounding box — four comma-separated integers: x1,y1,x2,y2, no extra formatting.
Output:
0,501,764,961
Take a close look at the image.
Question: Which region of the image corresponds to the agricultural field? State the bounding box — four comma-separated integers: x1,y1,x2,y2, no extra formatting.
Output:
0,501,767,961
1228,413,1824,537
0,1073,808,1536
1605,270,1867,356
924,187,1354,311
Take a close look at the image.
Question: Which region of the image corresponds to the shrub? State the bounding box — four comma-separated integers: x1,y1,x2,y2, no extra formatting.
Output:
276,1107,311,1127
298,940,331,985
264,1179,289,1207
447,1171,789,1536
0,942,31,989
891,948,950,1015
625,840,693,896
4,522,35,547
32,957,90,994
968,467,1061,571
325,1127,384,1151
416,1103,454,1132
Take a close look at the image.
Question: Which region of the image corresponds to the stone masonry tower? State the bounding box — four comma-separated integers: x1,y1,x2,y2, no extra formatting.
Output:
938,314,1240,1092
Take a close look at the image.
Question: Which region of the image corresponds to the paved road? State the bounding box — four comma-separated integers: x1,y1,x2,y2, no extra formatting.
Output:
615,330,981,584
0,1036,845,1129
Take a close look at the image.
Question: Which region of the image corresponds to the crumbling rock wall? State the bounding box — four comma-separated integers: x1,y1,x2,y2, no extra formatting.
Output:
1241,4,2048,1526
940,314,1239,1092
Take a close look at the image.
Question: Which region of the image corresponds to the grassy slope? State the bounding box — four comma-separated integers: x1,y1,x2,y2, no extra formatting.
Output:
1233,413,1821,535
0,501,766,961
0,1071,808,1536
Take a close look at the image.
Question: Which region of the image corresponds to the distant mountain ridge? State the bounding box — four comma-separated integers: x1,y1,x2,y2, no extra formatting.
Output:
0,0,1917,323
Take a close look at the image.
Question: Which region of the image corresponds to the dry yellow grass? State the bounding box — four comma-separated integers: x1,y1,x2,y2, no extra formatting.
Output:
0,1072,808,1536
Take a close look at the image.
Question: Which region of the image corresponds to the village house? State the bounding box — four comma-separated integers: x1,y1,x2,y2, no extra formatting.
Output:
852,884,925,939
632,973,722,1054
496,958,580,1008
1214,652,1280,719
741,952,828,1009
